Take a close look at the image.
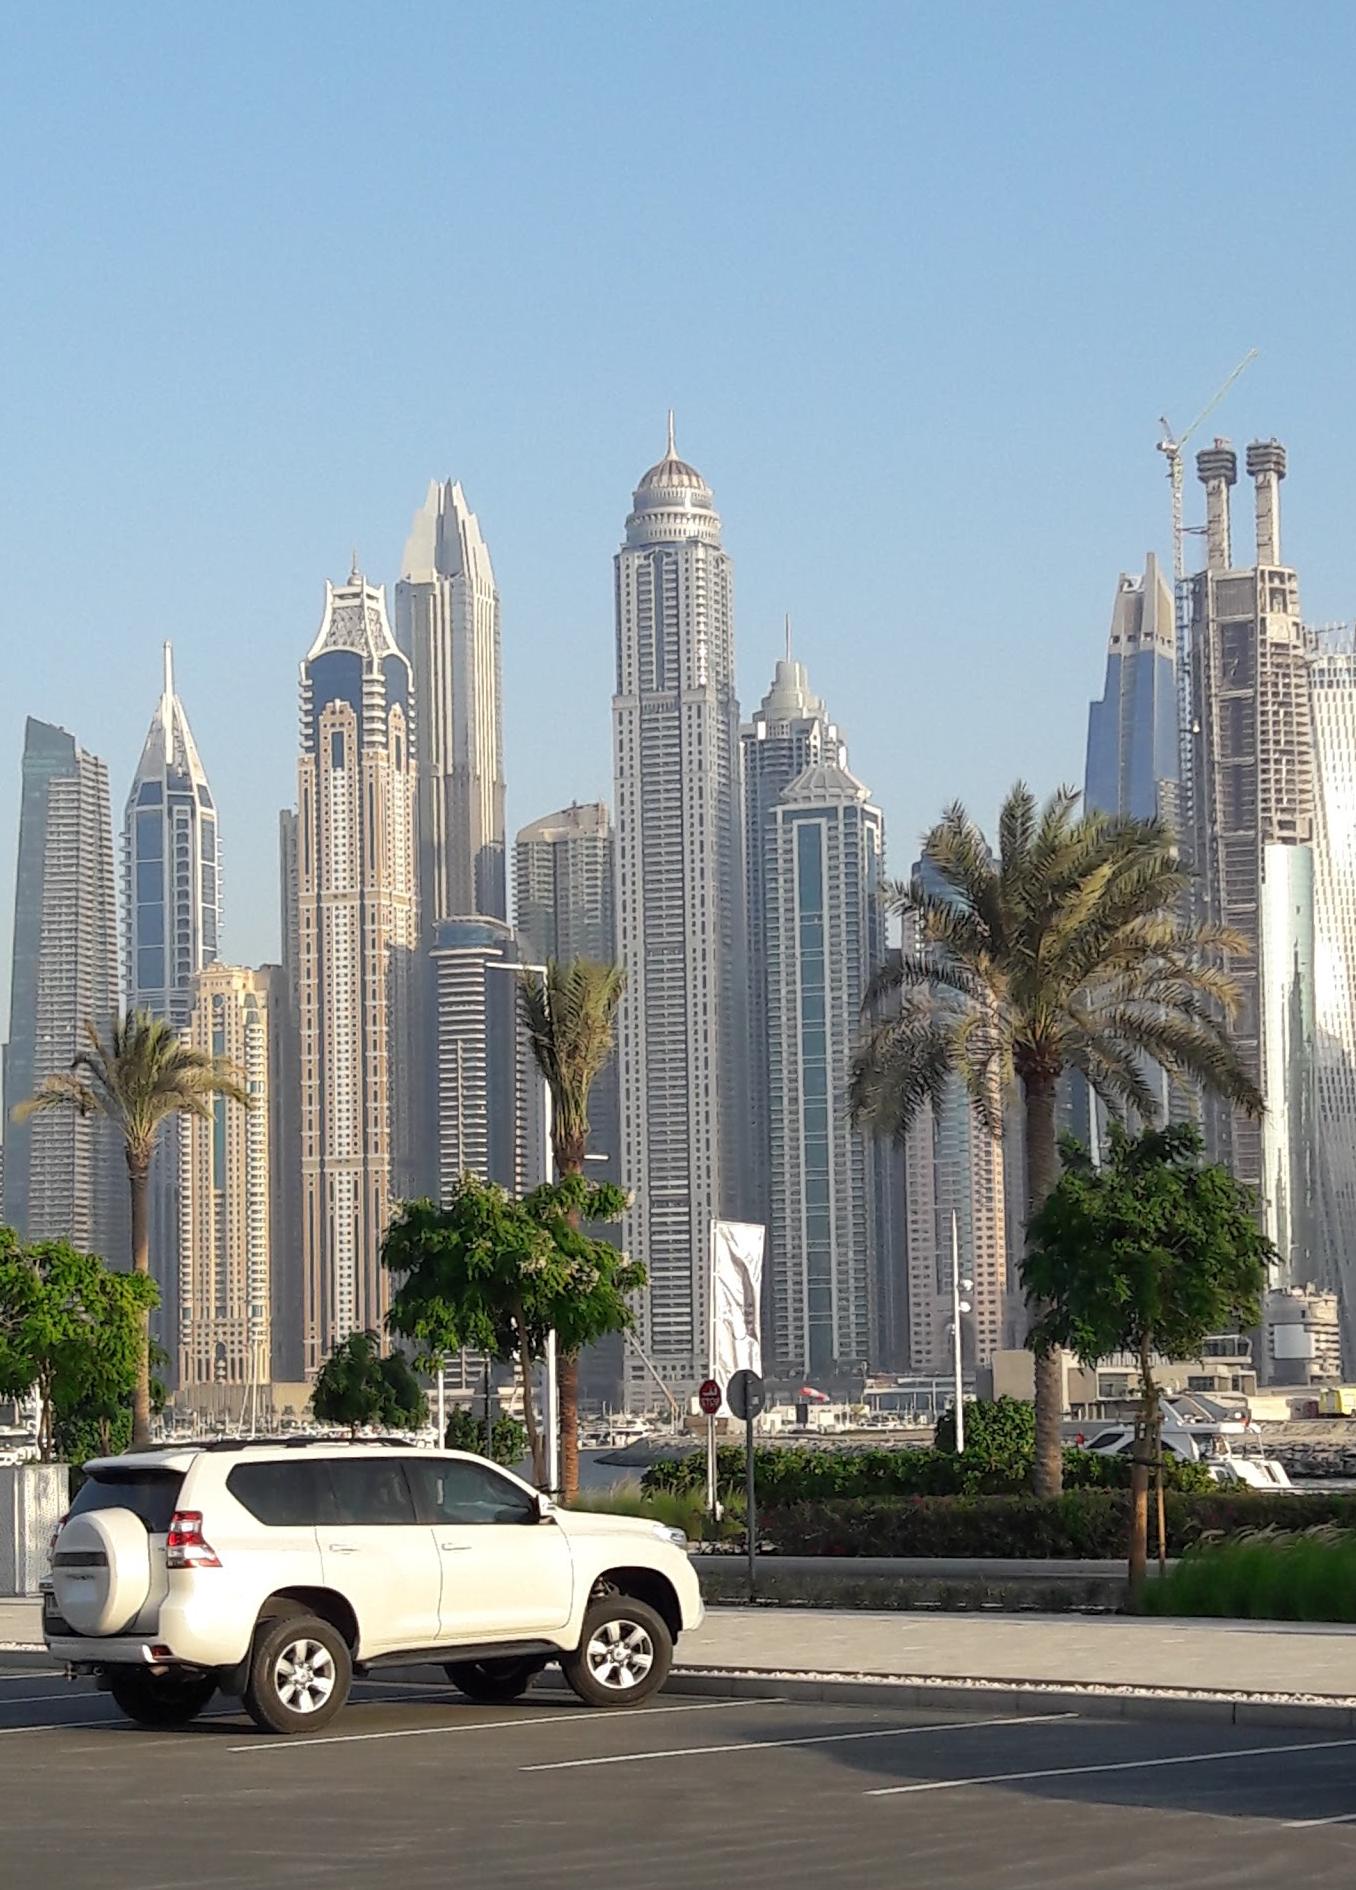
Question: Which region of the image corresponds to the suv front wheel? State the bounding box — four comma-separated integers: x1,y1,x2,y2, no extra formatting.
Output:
107,1668,217,1729
561,1596,673,1709
243,1614,352,1734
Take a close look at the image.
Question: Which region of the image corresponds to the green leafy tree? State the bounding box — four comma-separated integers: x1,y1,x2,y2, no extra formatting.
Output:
310,1330,428,1437
442,1404,528,1468
850,784,1262,1498
14,1010,247,1446
517,957,626,1499
933,1395,1034,1471
0,1230,158,1461
1023,1121,1273,1585
383,1172,643,1489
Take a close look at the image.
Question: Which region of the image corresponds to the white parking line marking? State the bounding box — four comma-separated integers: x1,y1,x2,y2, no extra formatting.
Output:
228,1695,762,1753
0,1692,87,1707
0,1716,118,1737
521,1710,1074,1772
865,1734,1356,1797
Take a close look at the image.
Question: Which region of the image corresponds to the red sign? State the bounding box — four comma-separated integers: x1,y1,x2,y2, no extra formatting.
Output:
698,1378,722,1416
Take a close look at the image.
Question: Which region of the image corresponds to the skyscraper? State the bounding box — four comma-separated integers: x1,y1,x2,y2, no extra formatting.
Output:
899,860,1010,1374
295,565,417,1373
3,718,122,1258
124,644,220,1027
177,963,283,1403
1084,552,1179,825
1309,634,1356,1358
613,418,748,1401
123,643,221,1361
431,916,526,1196
397,480,505,923
742,651,845,1251
515,802,622,1405
514,800,619,1181
515,801,617,968
1076,552,1182,1144
273,810,303,1382
765,757,885,1376
1188,440,1317,1286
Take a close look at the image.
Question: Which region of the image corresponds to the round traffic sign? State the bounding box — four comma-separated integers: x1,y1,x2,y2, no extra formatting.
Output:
726,1369,766,1421
698,1378,722,1416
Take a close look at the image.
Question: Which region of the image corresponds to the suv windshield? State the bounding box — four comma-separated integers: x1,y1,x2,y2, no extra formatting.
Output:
68,1467,184,1534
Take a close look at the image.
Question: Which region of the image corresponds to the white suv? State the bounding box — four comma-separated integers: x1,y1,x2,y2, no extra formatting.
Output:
44,1440,703,1734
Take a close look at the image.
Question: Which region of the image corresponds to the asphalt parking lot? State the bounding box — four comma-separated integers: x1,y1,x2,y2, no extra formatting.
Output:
4,1666,1356,1888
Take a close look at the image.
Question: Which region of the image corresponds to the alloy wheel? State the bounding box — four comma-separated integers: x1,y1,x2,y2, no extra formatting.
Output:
585,1618,655,1691
273,1637,337,1714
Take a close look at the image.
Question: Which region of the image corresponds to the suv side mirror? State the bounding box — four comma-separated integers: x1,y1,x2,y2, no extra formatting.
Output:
535,1493,557,1523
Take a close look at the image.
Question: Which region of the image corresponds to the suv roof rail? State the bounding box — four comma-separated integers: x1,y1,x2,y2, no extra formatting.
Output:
159,1434,428,1454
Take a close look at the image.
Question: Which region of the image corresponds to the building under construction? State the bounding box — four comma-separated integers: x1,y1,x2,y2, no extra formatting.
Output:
1187,438,1318,1289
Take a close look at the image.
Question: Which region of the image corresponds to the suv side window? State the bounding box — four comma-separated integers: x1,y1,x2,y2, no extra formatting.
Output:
227,1460,331,1526
326,1458,418,1526
409,1458,539,1526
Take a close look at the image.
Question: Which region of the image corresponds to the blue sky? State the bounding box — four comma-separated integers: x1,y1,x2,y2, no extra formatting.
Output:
3,2,1355,1024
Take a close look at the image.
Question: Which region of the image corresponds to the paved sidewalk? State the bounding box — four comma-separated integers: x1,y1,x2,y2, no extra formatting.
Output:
9,1593,1355,1699
682,1606,1356,1697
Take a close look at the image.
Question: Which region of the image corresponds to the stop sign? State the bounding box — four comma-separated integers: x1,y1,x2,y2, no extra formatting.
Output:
698,1378,722,1416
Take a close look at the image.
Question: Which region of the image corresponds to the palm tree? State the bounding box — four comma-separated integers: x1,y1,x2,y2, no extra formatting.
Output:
849,783,1262,1498
518,957,626,1501
16,1009,248,1447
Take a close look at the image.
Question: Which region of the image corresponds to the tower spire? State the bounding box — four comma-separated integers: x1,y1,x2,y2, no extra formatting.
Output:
162,641,174,716
665,408,676,458
349,547,361,584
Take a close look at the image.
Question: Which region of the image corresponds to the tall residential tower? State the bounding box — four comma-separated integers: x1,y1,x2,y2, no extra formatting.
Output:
765,757,886,1376
612,418,748,1400
1188,440,1317,1286
295,565,417,1371
742,652,845,1253
124,646,220,1357
397,480,505,923
2,719,122,1258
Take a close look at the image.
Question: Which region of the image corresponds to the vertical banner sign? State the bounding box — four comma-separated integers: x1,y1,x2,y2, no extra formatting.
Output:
706,1220,765,1525
710,1219,766,1387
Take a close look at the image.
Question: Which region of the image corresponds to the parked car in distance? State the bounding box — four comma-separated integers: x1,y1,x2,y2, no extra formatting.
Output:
44,1439,702,1733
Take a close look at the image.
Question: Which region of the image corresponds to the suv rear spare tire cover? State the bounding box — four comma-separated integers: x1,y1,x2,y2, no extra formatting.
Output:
52,1508,154,1636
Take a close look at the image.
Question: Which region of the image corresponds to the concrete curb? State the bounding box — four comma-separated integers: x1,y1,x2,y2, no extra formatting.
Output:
0,1647,61,1672
660,1666,1356,1732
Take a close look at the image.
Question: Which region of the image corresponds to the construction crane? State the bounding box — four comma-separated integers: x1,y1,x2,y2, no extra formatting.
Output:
1157,349,1259,582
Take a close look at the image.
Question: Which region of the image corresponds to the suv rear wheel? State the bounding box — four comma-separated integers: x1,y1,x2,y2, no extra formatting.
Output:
243,1614,352,1734
444,1655,545,1704
561,1596,672,1708
106,1669,218,1729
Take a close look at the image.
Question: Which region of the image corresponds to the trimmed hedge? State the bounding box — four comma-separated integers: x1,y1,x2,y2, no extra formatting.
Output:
760,1491,1356,1560
642,1444,1216,1503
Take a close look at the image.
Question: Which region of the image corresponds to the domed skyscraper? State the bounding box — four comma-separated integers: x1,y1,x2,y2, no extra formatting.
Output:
613,416,750,1404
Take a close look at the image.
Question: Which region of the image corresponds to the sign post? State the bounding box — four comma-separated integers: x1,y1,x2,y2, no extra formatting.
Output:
727,1368,766,1599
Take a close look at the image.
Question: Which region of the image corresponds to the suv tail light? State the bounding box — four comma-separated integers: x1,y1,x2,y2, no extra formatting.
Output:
49,1512,68,1561
166,1511,221,1569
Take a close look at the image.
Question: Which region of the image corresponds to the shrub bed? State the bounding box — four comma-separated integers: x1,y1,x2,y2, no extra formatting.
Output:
759,1491,1356,1560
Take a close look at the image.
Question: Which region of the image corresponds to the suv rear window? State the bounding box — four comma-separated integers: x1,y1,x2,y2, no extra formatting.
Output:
68,1468,184,1534
227,1460,332,1526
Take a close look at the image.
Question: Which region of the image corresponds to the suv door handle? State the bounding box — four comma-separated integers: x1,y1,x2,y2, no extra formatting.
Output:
327,1543,359,1554
439,1543,470,1552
